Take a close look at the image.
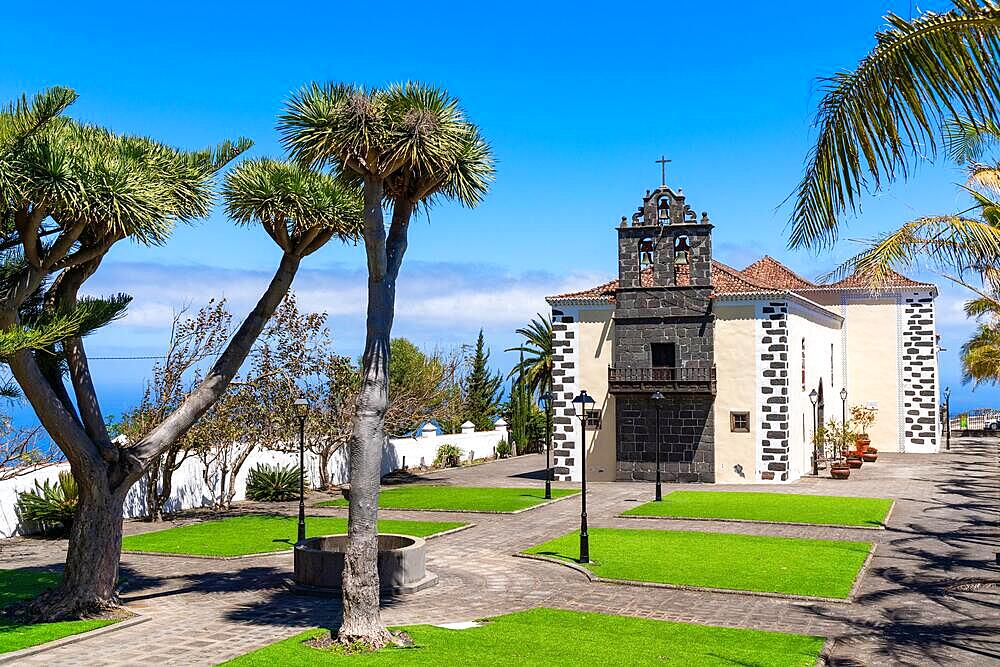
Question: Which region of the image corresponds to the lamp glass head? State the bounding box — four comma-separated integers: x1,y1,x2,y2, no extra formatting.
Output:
293,397,309,418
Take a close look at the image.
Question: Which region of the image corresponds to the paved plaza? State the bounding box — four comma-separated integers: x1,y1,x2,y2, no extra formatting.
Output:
1,437,997,666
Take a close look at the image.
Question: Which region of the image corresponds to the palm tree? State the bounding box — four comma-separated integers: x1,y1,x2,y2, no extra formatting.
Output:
278,82,493,647
823,118,1000,387
962,297,1000,385
0,90,363,620
789,2,1000,249
506,313,553,396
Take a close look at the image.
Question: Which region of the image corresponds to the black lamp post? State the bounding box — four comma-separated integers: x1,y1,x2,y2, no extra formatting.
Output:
294,397,309,544
809,389,819,475
572,390,595,563
944,386,951,451
840,387,848,426
651,391,664,501
540,389,554,500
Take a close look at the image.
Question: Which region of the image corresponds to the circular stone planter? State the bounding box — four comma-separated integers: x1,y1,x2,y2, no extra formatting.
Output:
293,533,437,595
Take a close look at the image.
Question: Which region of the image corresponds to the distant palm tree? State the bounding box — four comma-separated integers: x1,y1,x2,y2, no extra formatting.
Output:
506,314,552,396
789,2,1000,249
962,297,1000,385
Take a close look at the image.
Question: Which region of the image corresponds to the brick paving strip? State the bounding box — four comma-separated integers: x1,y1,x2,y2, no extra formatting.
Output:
617,508,893,530
2,437,998,666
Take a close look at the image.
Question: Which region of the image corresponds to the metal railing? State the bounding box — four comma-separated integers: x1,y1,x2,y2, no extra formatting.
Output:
608,366,716,383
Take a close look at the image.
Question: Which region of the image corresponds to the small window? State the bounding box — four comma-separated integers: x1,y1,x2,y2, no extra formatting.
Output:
585,409,602,429
730,411,750,433
651,342,676,368
801,338,806,391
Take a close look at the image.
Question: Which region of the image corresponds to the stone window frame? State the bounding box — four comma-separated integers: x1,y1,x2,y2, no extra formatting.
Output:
730,411,751,433
585,409,602,429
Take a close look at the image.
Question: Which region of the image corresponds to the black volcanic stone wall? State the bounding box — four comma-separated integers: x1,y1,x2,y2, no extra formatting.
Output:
615,394,715,482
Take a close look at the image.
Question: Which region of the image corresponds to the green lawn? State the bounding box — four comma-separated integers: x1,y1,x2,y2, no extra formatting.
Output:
0,569,117,654
525,528,871,599
121,515,466,557
221,607,824,666
622,490,893,527
316,485,577,513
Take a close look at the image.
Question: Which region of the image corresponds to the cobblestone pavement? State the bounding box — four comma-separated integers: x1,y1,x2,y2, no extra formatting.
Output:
1,437,997,665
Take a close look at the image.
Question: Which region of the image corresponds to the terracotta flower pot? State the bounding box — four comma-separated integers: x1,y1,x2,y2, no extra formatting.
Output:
862,452,878,463
847,458,863,469
831,464,851,479
855,435,870,453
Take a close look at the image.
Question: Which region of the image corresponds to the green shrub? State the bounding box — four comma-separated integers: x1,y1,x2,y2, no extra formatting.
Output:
245,464,302,502
18,470,79,530
495,440,512,458
434,444,462,468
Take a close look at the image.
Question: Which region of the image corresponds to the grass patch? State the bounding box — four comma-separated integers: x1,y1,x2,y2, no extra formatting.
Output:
221,607,824,666
121,515,466,557
525,528,870,599
623,490,893,527
316,485,577,513
0,569,117,654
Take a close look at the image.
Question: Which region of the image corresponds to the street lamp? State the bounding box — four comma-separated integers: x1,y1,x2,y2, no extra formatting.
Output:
571,390,595,563
651,391,664,501
944,386,951,451
809,389,819,475
294,397,309,544
540,389,554,500
840,387,848,426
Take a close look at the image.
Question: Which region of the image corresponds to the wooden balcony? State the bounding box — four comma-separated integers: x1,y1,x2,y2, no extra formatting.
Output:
608,366,717,395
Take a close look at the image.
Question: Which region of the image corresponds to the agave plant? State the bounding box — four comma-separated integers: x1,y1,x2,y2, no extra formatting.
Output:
18,470,79,531
244,463,302,502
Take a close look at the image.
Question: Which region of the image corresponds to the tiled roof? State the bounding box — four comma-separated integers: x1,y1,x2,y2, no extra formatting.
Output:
546,256,933,304
824,267,934,289
741,256,815,289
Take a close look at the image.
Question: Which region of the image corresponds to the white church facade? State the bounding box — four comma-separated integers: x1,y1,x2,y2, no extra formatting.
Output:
545,182,940,484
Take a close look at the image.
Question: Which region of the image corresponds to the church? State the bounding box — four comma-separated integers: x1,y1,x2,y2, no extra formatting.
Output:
545,179,941,484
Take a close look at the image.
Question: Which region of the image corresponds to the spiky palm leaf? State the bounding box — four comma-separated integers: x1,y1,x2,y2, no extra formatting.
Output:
505,314,553,397
223,158,363,246
279,81,494,208
790,1,1000,249
9,117,250,246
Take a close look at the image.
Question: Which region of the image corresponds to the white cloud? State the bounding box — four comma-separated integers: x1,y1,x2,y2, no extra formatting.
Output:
82,259,607,351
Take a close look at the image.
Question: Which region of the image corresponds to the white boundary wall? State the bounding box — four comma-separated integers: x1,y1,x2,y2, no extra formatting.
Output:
0,421,508,538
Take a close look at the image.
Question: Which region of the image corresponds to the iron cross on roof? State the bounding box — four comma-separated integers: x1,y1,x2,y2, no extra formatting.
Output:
655,155,671,186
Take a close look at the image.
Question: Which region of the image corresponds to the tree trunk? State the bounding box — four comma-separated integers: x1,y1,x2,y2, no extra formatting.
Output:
339,276,394,648
318,449,331,489
17,466,127,621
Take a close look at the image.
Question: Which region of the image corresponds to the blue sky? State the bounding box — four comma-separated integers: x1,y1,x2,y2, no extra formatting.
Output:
1,0,995,420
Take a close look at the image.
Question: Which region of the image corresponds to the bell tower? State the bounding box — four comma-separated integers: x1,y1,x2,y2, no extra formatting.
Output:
610,180,717,483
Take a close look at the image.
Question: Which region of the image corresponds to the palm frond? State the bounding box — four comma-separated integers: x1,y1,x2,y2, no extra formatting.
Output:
961,323,1000,385
504,314,552,396
964,296,1000,318
223,158,363,243
789,2,1000,249
944,116,1000,162
822,213,1000,289
968,163,1000,192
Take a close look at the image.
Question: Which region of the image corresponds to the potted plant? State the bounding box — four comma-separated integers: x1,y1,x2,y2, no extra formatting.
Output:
850,404,877,453
817,419,852,479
